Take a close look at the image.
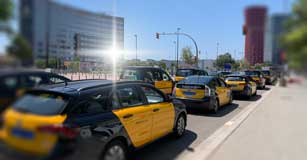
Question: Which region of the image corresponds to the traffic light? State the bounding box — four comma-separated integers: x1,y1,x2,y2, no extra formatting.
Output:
156,33,160,39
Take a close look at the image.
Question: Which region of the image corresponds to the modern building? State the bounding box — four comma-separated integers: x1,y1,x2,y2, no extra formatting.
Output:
20,0,124,70
243,6,267,65
268,14,289,66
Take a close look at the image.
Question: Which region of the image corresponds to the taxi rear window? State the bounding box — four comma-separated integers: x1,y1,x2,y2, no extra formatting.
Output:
225,77,245,81
262,71,270,76
12,92,68,115
176,69,194,77
244,71,259,76
178,76,211,85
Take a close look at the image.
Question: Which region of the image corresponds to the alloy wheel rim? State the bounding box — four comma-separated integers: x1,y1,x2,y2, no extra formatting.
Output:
104,145,125,160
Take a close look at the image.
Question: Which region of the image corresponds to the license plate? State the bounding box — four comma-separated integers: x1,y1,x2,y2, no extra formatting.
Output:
11,128,34,139
183,91,196,96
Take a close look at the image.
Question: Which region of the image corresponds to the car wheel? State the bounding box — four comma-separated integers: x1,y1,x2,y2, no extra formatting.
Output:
228,93,233,104
101,140,127,160
174,114,186,137
211,98,219,114
246,88,252,99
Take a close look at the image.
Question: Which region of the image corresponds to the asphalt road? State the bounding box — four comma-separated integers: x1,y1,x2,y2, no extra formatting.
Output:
132,87,271,160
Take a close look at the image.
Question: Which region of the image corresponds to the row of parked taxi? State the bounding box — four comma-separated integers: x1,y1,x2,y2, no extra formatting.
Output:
0,67,275,160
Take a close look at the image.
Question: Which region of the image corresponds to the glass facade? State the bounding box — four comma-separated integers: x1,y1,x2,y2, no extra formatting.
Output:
20,0,124,66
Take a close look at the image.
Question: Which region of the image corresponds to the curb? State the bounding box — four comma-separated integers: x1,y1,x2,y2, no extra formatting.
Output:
178,88,273,160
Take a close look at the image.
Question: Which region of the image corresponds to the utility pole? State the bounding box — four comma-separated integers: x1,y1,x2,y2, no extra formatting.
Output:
134,34,137,65
173,41,177,63
176,28,180,70
216,42,219,59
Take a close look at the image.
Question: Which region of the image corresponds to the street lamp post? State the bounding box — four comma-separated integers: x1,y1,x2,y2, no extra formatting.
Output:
134,34,137,65
156,31,199,68
176,28,180,69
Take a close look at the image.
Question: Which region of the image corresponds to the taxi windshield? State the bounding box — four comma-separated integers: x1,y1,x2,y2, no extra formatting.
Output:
121,69,141,80
13,92,68,115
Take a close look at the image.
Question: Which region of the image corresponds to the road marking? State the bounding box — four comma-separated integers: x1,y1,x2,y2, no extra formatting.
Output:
178,88,273,160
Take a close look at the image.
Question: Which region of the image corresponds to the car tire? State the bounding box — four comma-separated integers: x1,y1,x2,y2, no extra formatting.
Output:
245,87,252,100
101,140,127,160
211,98,219,114
174,114,186,137
228,93,233,104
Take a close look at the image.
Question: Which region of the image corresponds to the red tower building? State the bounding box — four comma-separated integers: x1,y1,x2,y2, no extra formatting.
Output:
243,6,267,66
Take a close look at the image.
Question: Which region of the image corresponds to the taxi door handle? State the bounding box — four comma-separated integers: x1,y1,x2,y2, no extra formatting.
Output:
123,114,133,119
153,108,160,112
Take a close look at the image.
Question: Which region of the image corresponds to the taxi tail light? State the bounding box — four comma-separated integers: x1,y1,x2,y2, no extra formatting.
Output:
38,124,80,139
205,85,211,96
239,82,246,86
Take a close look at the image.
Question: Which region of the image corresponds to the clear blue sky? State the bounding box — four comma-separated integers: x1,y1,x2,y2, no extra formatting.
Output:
0,0,295,60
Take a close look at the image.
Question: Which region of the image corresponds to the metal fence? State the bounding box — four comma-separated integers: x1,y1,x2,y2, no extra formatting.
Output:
53,70,120,81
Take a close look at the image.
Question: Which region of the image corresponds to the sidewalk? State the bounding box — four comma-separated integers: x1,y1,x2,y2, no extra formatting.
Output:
209,80,307,160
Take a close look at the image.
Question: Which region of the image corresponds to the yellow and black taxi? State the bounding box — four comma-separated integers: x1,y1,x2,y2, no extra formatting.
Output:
240,70,266,89
175,68,208,82
0,69,71,112
173,76,232,113
261,70,275,85
120,66,174,95
0,80,187,160
224,74,257,99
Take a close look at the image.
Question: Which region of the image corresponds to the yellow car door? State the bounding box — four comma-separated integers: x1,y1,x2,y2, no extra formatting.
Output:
140,86,175,140
216,78,231,105
153,69,173,95
112,86,153,148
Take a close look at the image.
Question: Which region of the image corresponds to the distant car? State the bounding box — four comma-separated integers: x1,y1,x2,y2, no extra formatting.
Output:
208,71,223,78
261,70,275,85
218,71,232,77
0,80,187,160
225,75,257,99
240,70,266,89
120,66,174,95
173,76,232,113
0,69,71,111
175,68,208,82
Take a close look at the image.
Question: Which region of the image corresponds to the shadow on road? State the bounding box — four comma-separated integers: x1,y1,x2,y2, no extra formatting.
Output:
188,103,239,117
131,130,197,160
261,87,271,91
234,94,262,102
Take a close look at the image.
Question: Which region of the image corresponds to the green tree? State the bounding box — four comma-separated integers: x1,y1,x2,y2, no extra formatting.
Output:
35,59,46,68
282,0,307,71
181,47,195,65
0,0,13,21
6,34,32,66
214,53,235,69
0,0,13,34
158,61,167,70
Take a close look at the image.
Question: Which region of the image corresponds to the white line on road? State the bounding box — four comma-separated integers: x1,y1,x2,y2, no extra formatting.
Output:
178,88,273,160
